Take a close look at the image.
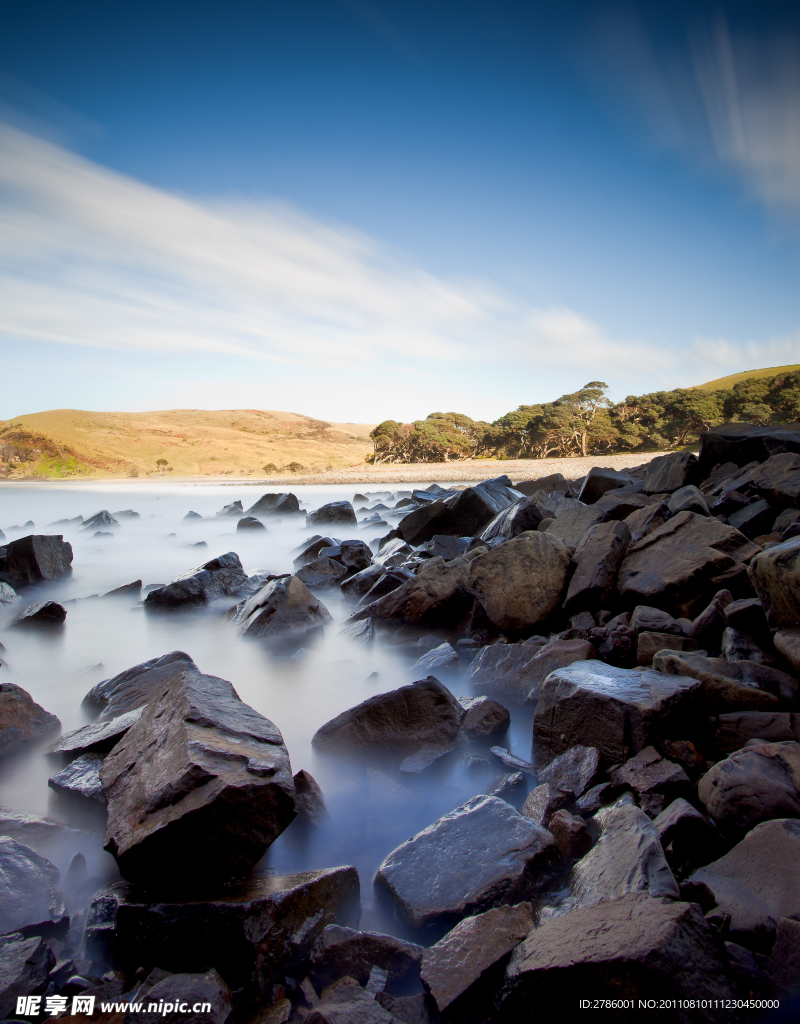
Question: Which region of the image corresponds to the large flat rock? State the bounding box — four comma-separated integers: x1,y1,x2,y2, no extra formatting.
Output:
533,660,703,765
375,795,562,931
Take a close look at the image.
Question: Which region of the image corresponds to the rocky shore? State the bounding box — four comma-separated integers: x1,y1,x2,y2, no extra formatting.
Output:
1,422,800,1023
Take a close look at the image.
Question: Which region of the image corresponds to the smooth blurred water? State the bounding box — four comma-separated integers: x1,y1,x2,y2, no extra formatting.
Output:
0,481,535,939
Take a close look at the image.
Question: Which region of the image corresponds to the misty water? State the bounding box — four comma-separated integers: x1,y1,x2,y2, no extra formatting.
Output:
0,481,536,941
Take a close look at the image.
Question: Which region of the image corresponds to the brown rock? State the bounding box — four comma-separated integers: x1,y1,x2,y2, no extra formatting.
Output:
0,682,60,759
748,537,800,629
458,695,510,737
624,502,668,543
310,924,423,988
420,902,533,1012
0,534,73,588
608,746,693,810
101,667,296,886
521,783,568,827
644,451,700,494
536,744,599,798
464,638,594,705
467,532,571,631
689,818,800,950
636,631,699,665
711,712,800,756
312,677,463,753
352,556,472,627
652,650,784,714
232,575,333,643
547,809,591,861
773,628,800,672
618,511,759,615
563,520,631,614
502,892,735,1021
697,741,800,840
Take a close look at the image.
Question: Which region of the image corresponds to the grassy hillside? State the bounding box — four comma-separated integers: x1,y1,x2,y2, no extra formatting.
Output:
694,365,800,391
0,408,376,479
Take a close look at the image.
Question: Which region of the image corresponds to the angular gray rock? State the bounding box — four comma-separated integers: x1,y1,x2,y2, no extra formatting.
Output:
411,642,458,673
533,660,703,765
307,502,357,527
130,970,233,1024
312,677,463,753
48,753,106,805
340,563,387,600
310,924,423,988
51,706,144,756
479,497,544,543
644,451,700,494
101,666,297,885
607,746,693,814
502,891,734,1020
624,501,668,544
458,695,510,737
0,682,60,758
578,467,638,504
747,450,800,505
618,511,759,615
0,534,73,587
563,520,630,613
636,631,699,666
144,552,249,609
304,978,393,1024
87,867,359,1012
465,637,594,706
215,501,243,518
11,601,66,627
232,575,333,643
698,741,800,839
689,818,800,950
396,500,451,546
296,557,348,590
0,933,55,1021
536,744,599,798
352,556,472,627
83,650,196,720
0,837,66,935
420,902,533,1012
375,795,562,930
293,536,341,569
244,492,301,517
236,516,266,532
466,532,571,631
293,769,326,826
667,484,709,516
338,618,374,644
544,504,607,549
521,783,568,827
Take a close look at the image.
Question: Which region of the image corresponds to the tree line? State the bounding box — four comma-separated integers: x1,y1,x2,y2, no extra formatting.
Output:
368,370,800,464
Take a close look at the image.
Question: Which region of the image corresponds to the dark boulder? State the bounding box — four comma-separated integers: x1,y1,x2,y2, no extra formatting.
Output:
746,451,800,507
87,867,359,1013
698,423,800,474
144,553,249,609
0,933,55,1021
11,601,66,627
513,474,571,496
479,498,543,543
727,500,774,539
420,902,533,1013
607,746,693,817
563,520,630,614
340,564,387,600
624,501,668,543
81,510,120,530
544,504,607,549
748,537,800,628
502,891,734,1021
458,695,510,737
244,492,301,517
617,511,759,615
420,535,471,560
636,631,699,666
236,516,266,531
711,711,800,756
0,837,66,935
643,451,700,494
533,660,703,765
689,818,800,951
466,532,571,631
293,536,341,569
0,535,72,588
296,557,348,590
336,540,373,572
547,810,592,861
577,467,638,504
310,924,423,988
83,650,196,720
654,798,729,872
375,795,561,931
101,666,297,885
232,576,333,643
130,971,232,1024
536,744,599,798
48,753,105,806
396,501,451,546
215,501,243,518
464,638,593,705
307,502,357,527
697,741,800,840
352,556,471,627
312,677,463,753
293,769,327,826
0,682,60,758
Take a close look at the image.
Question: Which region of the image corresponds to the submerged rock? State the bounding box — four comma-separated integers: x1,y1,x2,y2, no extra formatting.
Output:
101,666,297,885
0,682,60,759
375,795,561,931
0,837,66,935
231,576,333,644
11,601,66,627
144,552,249,609
245,492,301,518
307,502,357,527
0,534,73,587
312,677,463,753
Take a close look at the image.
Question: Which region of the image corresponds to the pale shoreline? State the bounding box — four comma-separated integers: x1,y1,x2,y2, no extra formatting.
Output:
0,451,671,488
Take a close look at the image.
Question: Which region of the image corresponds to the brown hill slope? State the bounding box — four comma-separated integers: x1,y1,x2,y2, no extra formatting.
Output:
0,409,376,479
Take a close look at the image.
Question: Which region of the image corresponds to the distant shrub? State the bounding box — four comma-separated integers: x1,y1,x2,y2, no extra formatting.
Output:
286,462,305,473
262,463,279,474
127,468,139,478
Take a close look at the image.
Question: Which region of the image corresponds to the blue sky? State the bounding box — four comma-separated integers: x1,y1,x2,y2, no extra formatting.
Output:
0,0,798,423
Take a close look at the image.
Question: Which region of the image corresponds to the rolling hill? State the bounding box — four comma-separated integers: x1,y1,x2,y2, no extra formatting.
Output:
0,408,376,479
694,365,800,391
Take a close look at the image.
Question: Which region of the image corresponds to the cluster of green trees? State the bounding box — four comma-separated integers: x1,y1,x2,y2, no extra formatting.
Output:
368,371,800,463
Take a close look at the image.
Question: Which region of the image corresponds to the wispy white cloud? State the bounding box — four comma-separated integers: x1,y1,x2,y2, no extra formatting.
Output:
0,121,798,421
594,14,800,227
